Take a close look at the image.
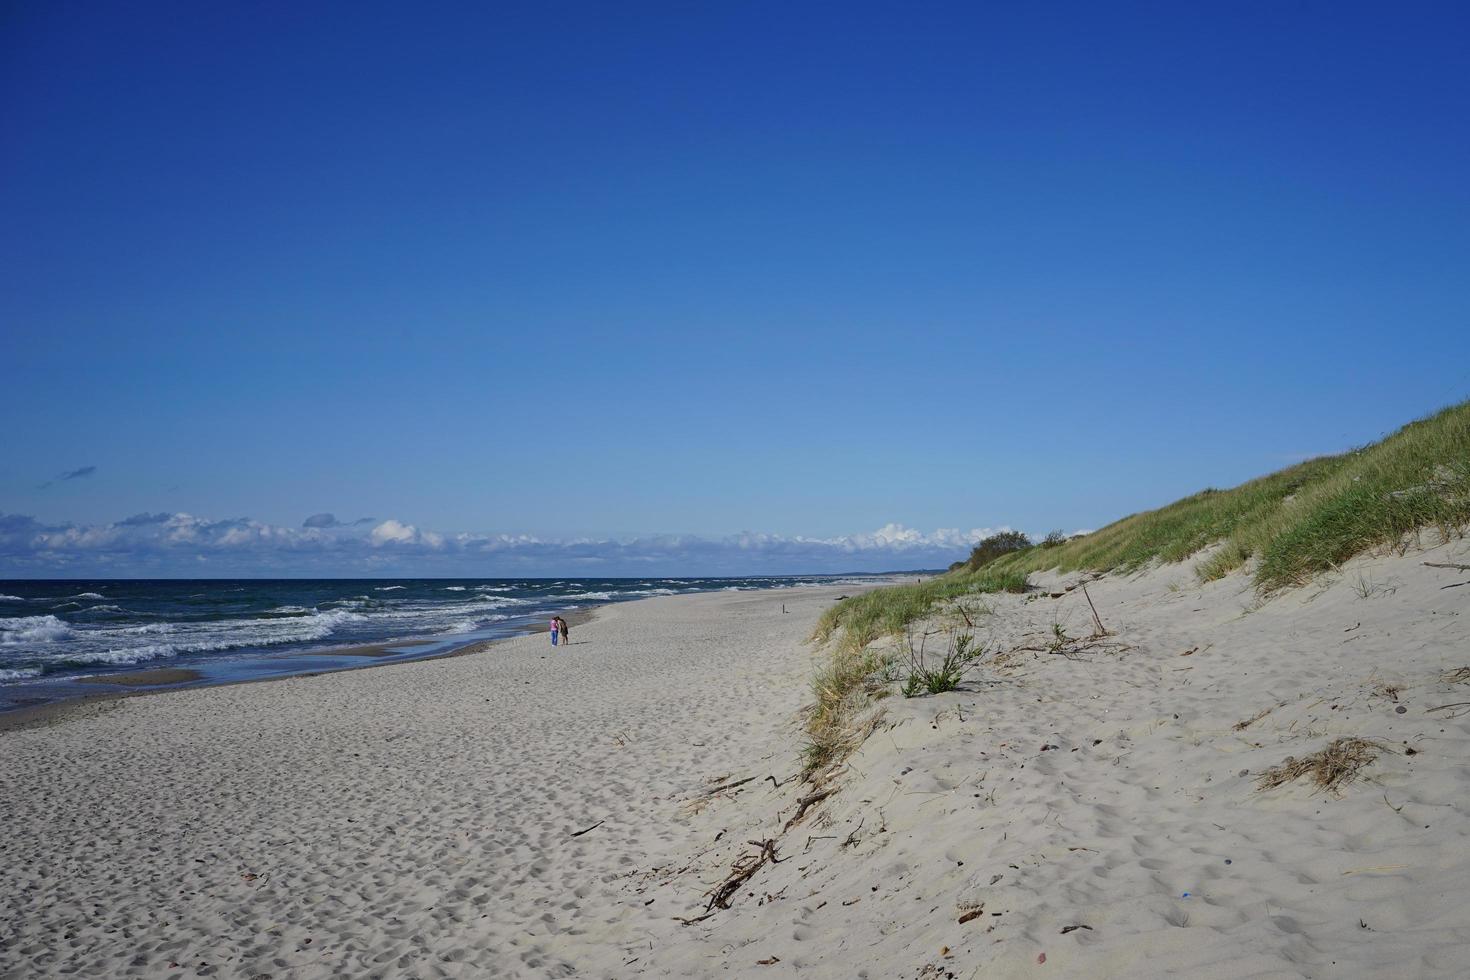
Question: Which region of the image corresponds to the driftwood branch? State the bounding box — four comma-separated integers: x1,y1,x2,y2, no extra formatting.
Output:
784,787,837,831
1423,562,1470,571
706,839,782,911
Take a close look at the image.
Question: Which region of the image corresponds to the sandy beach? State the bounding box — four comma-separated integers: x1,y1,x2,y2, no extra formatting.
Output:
0,584,865,978
4,548,1469,978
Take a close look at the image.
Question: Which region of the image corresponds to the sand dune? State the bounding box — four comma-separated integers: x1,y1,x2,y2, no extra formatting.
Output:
640,540,1470,978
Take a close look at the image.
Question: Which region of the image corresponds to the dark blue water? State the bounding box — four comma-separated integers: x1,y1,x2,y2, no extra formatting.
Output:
0,576,859,710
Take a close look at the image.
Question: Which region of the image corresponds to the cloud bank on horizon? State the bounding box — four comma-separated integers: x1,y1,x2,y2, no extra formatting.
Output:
0,512,1029,577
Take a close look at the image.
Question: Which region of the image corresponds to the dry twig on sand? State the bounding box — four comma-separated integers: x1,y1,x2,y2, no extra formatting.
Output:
784,787,837,831
1441,666,1470,685
706,839,782,911
1233,706,1275,731
693,776,756,798
1256,737,1379,795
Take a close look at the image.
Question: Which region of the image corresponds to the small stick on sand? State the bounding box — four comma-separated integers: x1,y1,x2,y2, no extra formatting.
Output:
1340,864,1409,876
569,820,606,838
693,776,757,798
1081,583,1109,637
1422,562,1470,571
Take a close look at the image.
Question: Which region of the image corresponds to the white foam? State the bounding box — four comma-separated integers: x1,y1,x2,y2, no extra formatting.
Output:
71,592,104,600
0,615,75,645
375,586,407,591
0,594,25,602
0,667,41,681
444,586,467,591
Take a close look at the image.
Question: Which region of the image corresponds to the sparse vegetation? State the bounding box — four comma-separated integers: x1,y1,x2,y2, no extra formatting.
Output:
803,570,1026,777
811,570,1027,652
985,400,1470,592
901,630,981,698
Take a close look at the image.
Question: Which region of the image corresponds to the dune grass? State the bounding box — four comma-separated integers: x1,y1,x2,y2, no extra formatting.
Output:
985,400,1470,591
812,569,1028,651
802,569,1027,777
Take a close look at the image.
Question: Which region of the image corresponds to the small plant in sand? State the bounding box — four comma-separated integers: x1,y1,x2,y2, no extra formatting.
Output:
901,629,982,698
1349,571,1395,599
1255,737,1380,796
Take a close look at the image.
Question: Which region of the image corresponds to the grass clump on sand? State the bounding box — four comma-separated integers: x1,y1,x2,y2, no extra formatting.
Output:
803,570,1027,778
984,400,1470,592
811,570,1027,651
900,630,982,698
1255,737,1380,796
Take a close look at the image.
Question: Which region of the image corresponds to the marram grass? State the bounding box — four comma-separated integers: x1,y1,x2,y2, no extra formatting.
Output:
986,399,1470,592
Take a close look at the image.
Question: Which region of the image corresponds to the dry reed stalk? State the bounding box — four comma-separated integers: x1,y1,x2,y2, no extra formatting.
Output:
1233,706,1274,731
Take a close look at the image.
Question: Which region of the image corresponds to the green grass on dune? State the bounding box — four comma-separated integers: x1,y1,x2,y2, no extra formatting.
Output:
985,399,1470,590
802,569,1027,777
811,569,1028,652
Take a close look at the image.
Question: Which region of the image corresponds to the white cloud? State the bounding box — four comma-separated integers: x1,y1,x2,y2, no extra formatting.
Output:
370,519,418,545
0,511,1011,576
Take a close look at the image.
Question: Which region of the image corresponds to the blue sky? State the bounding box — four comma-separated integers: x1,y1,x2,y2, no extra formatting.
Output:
3,2,1468,576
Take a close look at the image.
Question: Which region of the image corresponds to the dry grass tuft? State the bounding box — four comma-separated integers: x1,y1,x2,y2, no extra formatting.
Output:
1442,666,1470,685
1256,737,1380,796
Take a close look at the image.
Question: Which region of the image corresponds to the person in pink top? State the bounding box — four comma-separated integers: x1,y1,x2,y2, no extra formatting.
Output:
549,616,560,647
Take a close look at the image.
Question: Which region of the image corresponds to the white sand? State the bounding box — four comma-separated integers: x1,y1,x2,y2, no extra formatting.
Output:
0,585,863,978
3,546,1468,979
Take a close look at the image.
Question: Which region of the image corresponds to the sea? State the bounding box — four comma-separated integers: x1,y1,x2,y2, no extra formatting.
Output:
0,576,864,712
